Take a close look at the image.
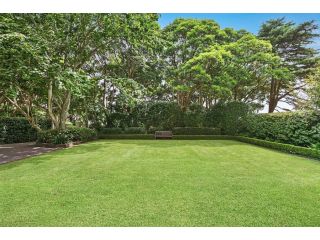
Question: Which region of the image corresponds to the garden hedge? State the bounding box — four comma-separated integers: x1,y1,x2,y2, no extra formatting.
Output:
204,101,253,135
100,127,123,134
98,134,154,139
235,136,320,159
172,135,235,140
0,117,51,143
37,127,97,144
240,111,320,147
96,101,255,134
173,127,221,135
123,127,146,134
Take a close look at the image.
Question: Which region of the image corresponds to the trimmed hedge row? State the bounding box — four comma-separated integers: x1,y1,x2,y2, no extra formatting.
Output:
98,134,234,140
100,101,253,135
0,117,36,143
173,135,235,140
0,117,51,143
37,127,97,144
99,127,221,135
240,111,320,147
100,127,146,134
235,136,320,159
100,127,123,134
98,134,154,139
173,127,221,135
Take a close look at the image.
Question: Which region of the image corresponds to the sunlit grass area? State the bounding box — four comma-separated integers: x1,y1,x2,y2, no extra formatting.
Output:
0,140,319,226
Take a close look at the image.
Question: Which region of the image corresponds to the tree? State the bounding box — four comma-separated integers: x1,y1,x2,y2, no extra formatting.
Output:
173,34,288,109
306,64,320,109
0,16,49,130
162,18,240,109
225,34,291,105
259,18,319,112
1,14,110,130
175,44,232,109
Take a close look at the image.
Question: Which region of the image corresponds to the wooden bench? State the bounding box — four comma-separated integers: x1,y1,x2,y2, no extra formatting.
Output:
155,131,173,139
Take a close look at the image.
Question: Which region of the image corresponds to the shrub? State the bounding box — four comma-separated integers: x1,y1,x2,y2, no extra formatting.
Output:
204,102,253,135
123,127,146,134
183,104,205,127
37,127,97,144
100,127,123,134
98,134,154,140
0,117,37,143
105,112,130,128
173,135,235,140
144,102,184,130
235,136,320,159
173,127,221,135
147,126,164,134
240,111,320,147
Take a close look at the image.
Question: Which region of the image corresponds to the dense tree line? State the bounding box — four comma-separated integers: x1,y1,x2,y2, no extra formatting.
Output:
0,14,319,130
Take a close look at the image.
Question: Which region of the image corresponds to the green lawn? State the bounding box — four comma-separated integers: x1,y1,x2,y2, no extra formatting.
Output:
1,140,320,226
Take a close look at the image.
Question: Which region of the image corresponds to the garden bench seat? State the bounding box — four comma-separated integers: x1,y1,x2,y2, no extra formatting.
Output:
155,131,173,139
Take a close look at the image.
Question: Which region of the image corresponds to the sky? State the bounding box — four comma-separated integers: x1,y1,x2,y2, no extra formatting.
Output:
159,13,320,50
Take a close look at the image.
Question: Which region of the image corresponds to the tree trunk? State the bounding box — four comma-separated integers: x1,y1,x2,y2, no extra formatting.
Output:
268,78,280,113
48,80,59,129
58,91,71,130
47,80,71,131
5,96,41,131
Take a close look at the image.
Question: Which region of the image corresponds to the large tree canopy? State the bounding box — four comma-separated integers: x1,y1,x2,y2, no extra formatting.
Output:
258,18,319,112
0,14,319,130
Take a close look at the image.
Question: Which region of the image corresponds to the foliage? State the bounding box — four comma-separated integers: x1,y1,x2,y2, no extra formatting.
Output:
240,111,320,147
1,14,319,137
98,134,154,139
204,101,253,135
99,127,123,135
306,64,320,109
37,127,97,144
172,127,221,135
259,18,319,112
146,126,164,134
0,117,37,143
182,104,206,127
235,136,320,159
0,117,51,143
123,127,146,134
144,102,184,130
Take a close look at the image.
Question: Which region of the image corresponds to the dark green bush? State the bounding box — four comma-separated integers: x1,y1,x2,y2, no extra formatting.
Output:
37,127,97,144
105,112,130,128
204,102,253,135
144,102,184,130
98,134,154,140
173,135,235,140
240,111,320,147
147,126,164,134
100,127,123,134
235,136,320,159
183,104,206,127
38,119,52,130
0,117,37,143
123,127,146,134
173,127,221,135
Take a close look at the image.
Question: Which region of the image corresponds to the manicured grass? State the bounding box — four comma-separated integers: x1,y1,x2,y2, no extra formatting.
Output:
0,140,320,226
